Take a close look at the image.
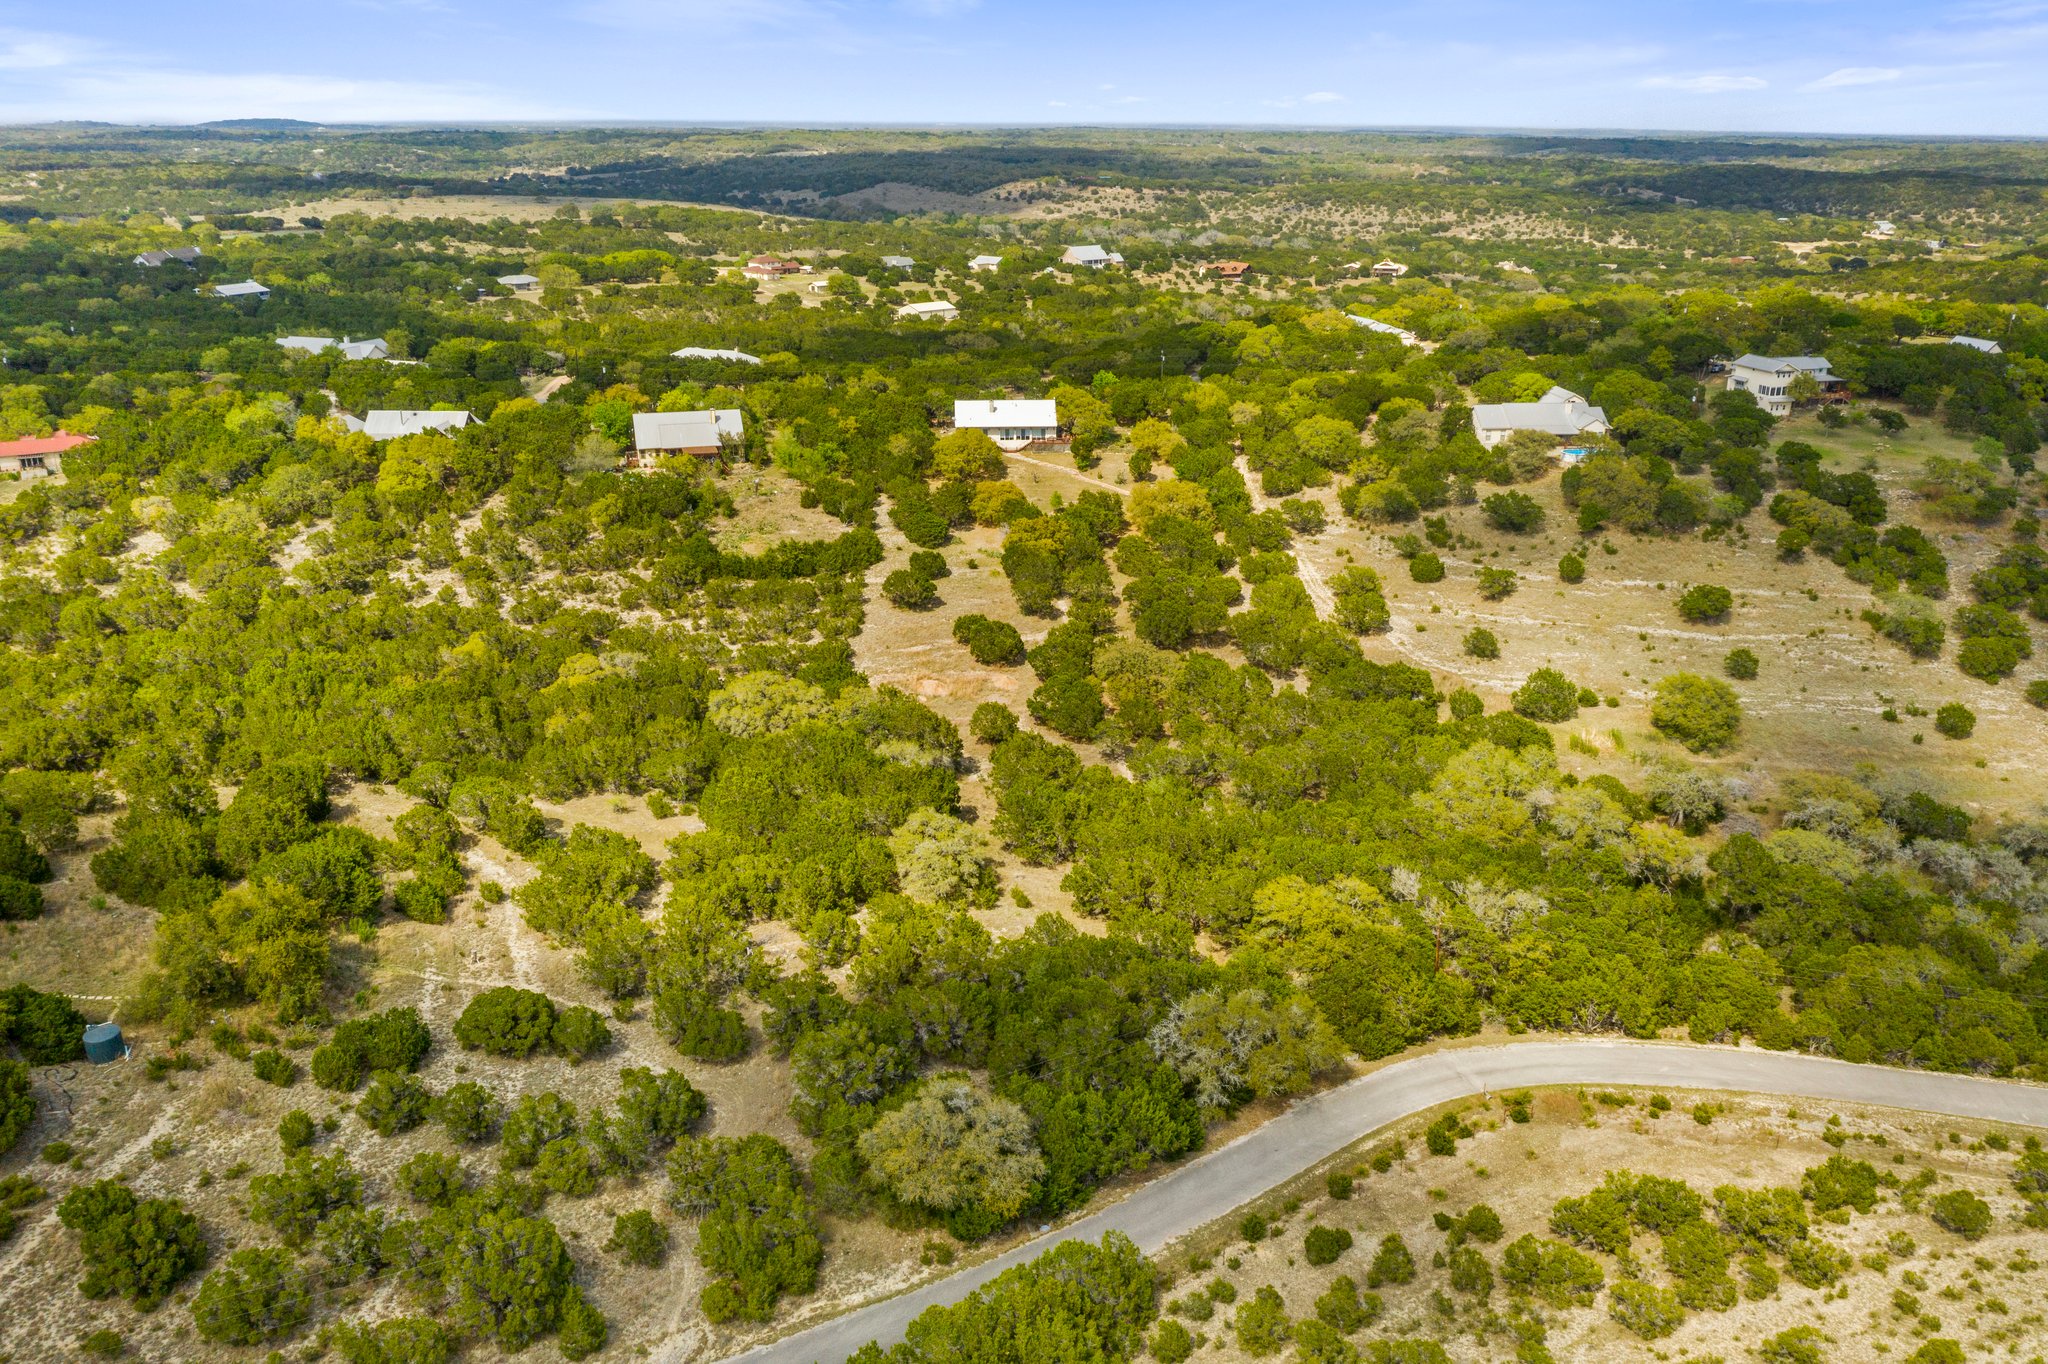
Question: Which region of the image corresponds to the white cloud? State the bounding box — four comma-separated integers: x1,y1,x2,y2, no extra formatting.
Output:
1641,72,1768,92
1302,91,1345,104
0,68,571,123
577,0,824,34
0,28,87,70
1804,66,1903,89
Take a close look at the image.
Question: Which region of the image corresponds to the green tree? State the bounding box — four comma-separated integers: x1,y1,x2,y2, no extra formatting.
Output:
1651,673,1743,752
192,1248,313,1346
856,1078,1045,1235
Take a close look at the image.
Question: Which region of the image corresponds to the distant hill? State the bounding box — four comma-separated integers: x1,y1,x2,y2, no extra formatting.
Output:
199,118,325,130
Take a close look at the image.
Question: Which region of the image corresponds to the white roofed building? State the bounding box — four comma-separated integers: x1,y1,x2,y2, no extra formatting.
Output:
953,398,1059,450
968,255,1003,272
671,346,762,365
1471,387,1610,450
1061,245,1123,269
1370,259,1409,279
210,280,270,299
880,255,915,270
631,409,745,463
497,273,540,288
360,410,473,440
1951,336,2004,355
1348,315,1419,346
897,300,959,321
276,336,391,362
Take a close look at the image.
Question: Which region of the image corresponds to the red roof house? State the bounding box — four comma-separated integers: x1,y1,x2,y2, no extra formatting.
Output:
0,430,92,475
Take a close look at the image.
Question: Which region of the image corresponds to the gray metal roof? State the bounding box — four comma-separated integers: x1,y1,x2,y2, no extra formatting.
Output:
212,280,270,297
671,347,762,364
880,255,914,268
1472,389,1609,438
363,409,472,440
633,408,745,450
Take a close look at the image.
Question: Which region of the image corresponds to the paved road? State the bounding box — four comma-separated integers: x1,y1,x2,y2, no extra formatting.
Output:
715,1039,2048,1364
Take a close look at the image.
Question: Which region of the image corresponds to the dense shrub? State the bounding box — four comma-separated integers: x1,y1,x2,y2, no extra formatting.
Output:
1929,1189,1992,1239
435,1081,504,1143
1934,703,1976,739
1677,583,1733,622
1409,551,1445,583
454,987,558,1057
251,1049,296,1086
0,1061,33,1155
606,1208,670,1266
1482,491,1545,533
1365,1233,1415,1288
2,984,86,1063
1463,628,1499,660
1303,1224,1353,1265
192,1248,313,1346
1499,1234,1604,1306
1723,648,1759,680
952,615,1025,665
312,1008,430,1092
1511,668,1580,723
358,1071,433,1136
1557,552,1585,584
56,1181,207,1309
1650,673,1743,751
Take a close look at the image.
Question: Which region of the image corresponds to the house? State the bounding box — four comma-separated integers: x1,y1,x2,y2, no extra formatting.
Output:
741,255,806,280
897,300,959,322
134,246,202,267
1471,387,1610,450
497,273,540,289
1951,336,2004,355
880,255,915,270
276,335,391,362
1061,245,1123,269
354,410,473,440
1212,261,1251,281
968,255,1003,273
671,346,762,365
1370,259,1409,280
1725,354,1842,416
953,398,1060,450
631,409,745,463
1348,314,1419,346
1867,220,1897,239
0,430,92,477
807,280,831,293
1496,260,1534,274
210,280,270,300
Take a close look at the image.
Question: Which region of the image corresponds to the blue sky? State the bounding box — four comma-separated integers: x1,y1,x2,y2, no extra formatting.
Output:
1,0,2045,134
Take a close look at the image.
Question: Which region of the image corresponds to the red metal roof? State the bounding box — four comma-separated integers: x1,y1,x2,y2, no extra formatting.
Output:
0,430,93,458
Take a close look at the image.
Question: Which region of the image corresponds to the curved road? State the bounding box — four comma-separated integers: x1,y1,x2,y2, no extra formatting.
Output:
716,1039,2048,1364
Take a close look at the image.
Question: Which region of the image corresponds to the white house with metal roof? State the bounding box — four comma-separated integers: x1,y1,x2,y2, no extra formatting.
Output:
1471,387,1610,450
1950,336,2004,355
880,255,915,270
497,273,540,289
1061,245,1123,269
353,410,473,440
632,409,745,461
277,336,391,362
968,255,1003,273
671,346,762,365
953,398,1060,449
210,280,270,299
1348,315,1419,346
897,299,959,322
1725,354,1840,416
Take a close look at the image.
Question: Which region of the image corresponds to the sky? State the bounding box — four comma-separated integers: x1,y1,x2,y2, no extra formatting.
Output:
1,0,2045,135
